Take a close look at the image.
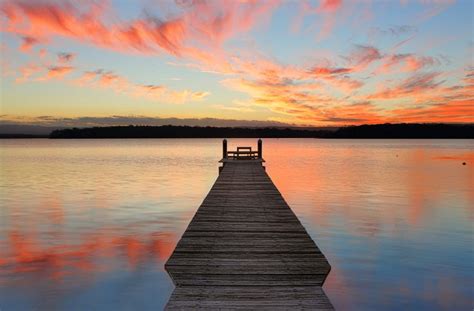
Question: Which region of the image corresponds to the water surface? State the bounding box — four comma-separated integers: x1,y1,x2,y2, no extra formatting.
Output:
1,139,473,310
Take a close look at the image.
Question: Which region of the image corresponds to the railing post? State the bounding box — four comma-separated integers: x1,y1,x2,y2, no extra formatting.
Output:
223,139,228,159
258,139,262,159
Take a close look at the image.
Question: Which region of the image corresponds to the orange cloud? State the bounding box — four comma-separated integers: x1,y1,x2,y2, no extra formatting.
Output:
2,1,470,126
2,1,110,48
389,100,474,123
298,101,385,124
135,83,210,103
366,69,474,123
0,0,189,54
214,52,372,123
1,0,279,59
75,69,210,104
8,44,211,104
41,65,74,80
220,54,472,125
214,101,256,113
367,72,444,100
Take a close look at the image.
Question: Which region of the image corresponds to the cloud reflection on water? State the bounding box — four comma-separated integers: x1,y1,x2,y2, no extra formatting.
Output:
0,139,472,310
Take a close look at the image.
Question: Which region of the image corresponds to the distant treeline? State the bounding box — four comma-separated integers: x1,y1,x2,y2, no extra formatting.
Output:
0,134,48,139
48,123,474,139
333,123,473,138
50,125,326,138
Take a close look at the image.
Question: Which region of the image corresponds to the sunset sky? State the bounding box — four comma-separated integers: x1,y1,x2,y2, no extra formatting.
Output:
1,0,473,127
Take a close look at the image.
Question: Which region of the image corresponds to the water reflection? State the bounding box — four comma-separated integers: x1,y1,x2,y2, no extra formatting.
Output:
1,139,219,310
0,139,473,310
263,139,473,310
2,230,175,278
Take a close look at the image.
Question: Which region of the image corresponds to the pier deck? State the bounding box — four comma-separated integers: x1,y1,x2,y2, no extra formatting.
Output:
165,142,333,310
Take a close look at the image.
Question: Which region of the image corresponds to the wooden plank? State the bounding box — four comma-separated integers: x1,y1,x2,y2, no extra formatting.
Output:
164,161,333,310
165,264,331,274
167,252,327,260
166,274,328,286
166,257,329,266
170,246,321,254
166,286,333,310
180,231,312,238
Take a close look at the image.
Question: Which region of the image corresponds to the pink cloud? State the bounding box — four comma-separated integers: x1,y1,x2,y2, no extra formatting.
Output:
74,70,98,86
19,36,40,52
15,63,41,82
2,1,470,126
16,63,74,82
377,53,441,73
309,67,352,75
318,0,343,13
38,48,47,58
57,52,75,64
0,0,279,59
42,65,74,80
347,44,383,71
368,72,444,100
291,0,346,39
0,0,186,54
404,55,440,71
316,0,344,41
415,0,456,23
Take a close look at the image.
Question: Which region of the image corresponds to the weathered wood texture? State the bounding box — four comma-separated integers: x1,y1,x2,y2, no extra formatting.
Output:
166,286,334,310
165,162,333,310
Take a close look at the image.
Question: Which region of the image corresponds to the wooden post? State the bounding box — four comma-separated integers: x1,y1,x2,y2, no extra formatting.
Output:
257,139,262,159
223,139,228,159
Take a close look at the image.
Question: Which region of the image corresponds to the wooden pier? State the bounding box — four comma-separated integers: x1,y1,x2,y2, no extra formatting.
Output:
165,140,333,310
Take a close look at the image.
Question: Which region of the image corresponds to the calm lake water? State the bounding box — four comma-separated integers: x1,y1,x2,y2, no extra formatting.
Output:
0,139,473,310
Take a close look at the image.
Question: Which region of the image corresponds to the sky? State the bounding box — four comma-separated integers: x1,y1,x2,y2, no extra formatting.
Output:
0,0,473,127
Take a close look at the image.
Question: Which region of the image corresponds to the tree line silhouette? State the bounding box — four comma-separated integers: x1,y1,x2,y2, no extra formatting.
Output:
48,123,473,139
